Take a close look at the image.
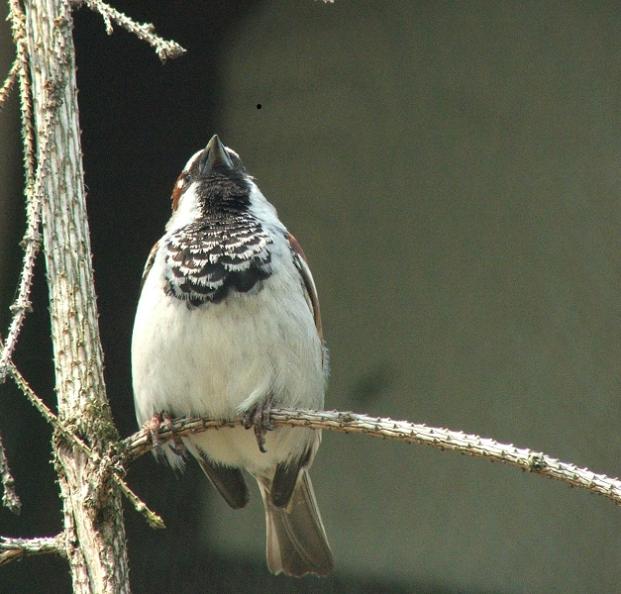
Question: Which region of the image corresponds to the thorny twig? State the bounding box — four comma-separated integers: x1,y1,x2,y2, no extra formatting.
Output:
0,1,41,384
9,0,35,179
124,408,621,509
1,0,182,535
1,0,187,388
0,346,164,529
0,59,20,109
0,430,20,514
0,535,65,567
75,0,186,62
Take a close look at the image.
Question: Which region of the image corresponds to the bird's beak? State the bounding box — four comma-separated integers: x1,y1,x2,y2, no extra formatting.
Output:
200,134,234,175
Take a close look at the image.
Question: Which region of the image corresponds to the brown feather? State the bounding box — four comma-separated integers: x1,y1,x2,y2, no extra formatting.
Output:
287,232,324,341
140,241,159,289
257,471,334,577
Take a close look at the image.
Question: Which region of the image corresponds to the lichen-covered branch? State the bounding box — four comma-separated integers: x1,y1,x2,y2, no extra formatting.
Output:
123,408,621,508
76,0,186,62
0,534,64,567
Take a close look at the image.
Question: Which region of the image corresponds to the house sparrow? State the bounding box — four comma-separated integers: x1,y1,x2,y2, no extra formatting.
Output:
131,135,334,577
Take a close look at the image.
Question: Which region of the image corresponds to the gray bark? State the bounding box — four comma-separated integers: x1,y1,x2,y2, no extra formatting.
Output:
23,1,130,592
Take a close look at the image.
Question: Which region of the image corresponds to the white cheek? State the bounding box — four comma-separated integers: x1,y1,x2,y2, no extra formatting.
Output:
166,182,201,233
247,180,284,232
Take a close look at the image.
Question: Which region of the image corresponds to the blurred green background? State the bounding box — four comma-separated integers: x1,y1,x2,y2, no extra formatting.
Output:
1,1,620,592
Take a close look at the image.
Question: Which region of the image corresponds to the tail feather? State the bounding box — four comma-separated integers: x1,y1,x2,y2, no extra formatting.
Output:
196,453,249,510
257,471,334,577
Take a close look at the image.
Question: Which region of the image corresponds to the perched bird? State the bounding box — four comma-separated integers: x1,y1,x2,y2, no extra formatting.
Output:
131,135,334,577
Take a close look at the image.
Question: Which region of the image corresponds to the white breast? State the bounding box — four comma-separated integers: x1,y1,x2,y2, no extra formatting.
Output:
131,232,324,474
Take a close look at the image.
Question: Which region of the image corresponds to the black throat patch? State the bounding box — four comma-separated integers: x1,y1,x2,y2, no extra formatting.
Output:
163,213,273,308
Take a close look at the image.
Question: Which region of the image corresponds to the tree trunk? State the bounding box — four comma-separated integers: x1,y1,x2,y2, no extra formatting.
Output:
23,1,130,592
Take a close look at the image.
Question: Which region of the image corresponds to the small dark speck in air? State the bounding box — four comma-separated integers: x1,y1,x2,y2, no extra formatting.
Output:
256,103,262,109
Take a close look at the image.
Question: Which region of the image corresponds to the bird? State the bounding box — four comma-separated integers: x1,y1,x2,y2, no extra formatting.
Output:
131,134,334,577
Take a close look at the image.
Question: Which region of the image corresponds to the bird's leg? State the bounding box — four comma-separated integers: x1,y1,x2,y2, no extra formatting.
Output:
144,411,186,455
144,413,164,448
161,412,187,455
243,395,274,454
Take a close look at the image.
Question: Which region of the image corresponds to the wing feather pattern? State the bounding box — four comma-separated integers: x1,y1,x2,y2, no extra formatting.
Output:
287,233,323,341
140,241,159,289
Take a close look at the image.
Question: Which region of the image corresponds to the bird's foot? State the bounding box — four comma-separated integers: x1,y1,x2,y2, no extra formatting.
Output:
144,411,186,455
243,396,274,454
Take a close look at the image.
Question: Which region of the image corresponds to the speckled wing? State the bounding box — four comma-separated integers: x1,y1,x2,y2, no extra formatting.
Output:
163,215,273,307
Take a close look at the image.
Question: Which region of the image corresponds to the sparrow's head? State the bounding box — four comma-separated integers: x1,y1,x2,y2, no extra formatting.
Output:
167,135,252,225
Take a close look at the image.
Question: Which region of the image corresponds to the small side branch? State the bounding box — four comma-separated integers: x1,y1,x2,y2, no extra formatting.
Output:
4,354,164,528
0,534,65,566
0,430,20,514
76,0,186,62
124,408,621,508
0,0,46,385
0,59,20,109
8,0,35,179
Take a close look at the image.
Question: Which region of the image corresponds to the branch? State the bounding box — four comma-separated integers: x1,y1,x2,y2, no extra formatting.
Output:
0,430,21,514
3,0,173,548
4,0,179,588
76,0,186,62
124,408,621,508
0,347,164,529
0,59,20,109
19,1,135,587
0,339,60,426
0,534,65,567
0,0,42,385
9,0,35,179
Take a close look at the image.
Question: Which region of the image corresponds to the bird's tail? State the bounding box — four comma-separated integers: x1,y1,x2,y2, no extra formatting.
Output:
256,470,334,577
